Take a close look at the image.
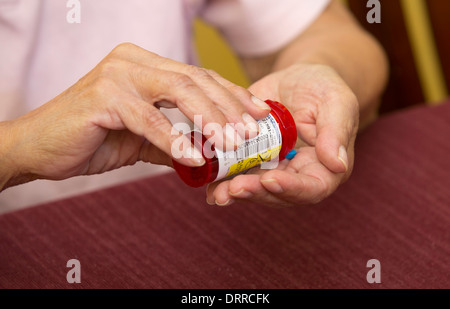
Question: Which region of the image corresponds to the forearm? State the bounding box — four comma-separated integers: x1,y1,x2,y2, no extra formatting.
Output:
0,121,20,191
0,120,37,192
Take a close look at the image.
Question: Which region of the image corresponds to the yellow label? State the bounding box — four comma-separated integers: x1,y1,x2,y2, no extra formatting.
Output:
226,145,281,177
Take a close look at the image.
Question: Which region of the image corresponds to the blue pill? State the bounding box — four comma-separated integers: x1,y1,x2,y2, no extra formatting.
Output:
285,149,297,160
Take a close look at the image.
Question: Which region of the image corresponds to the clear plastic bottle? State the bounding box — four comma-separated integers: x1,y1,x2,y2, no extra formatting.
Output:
172,100,297,187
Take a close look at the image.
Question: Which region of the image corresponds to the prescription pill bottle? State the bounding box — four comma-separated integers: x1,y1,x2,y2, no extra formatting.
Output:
172,100,297,187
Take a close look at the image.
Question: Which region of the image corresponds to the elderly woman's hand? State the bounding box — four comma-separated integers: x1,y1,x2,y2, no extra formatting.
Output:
206,63,359,207
0,43,270,191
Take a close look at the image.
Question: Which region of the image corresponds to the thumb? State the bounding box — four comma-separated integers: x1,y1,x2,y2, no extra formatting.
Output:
314,101,359,174
315,127,350,174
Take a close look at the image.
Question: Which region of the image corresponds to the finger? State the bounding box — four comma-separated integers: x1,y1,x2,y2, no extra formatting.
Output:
205,182,217,205
229,174,268,198
206,180,234,206
183,66,262,139
259,167,339,205
206,173,277,206
206,69,272,120
227,174,290,207
131,66,242,151
314,95,359,174
257,147,343,204
138,140,173,167
291,104,319,146
110,44,261,140
206,174,260,206
94,95,205,168
205,166,263,205
207,158,291,206
122,43,269,123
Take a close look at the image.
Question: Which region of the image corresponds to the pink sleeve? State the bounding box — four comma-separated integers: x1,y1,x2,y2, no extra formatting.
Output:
200,0,330,57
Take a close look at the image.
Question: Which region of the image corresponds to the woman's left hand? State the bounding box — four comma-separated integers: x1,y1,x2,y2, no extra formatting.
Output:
206,63,360,207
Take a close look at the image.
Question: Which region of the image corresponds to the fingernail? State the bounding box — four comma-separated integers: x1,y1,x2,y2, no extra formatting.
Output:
206,197,215,205
338,145,348,172
241,112,259,137
229,189,253,199
192,146,206,166
180,134,205,166
215,199,234,206
261,179,283,193
251,96,271,111
224,124,243,149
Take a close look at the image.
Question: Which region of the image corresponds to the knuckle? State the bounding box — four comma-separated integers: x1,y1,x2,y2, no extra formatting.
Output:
204,68,219,78
142,111,171,149
206,108,227,126
98,58,127,76
90,76,115,96
188,66,213,81
144,108,168,129
227,83,249,98
171,73,196,90
111,42,137,55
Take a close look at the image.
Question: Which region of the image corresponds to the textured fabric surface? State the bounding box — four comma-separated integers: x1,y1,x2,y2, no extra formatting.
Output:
1,101,450,289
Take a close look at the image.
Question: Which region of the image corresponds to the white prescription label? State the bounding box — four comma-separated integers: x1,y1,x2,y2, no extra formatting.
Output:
214,113,282,181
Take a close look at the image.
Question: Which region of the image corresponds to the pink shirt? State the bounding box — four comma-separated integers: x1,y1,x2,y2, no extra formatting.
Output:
0,0,329,212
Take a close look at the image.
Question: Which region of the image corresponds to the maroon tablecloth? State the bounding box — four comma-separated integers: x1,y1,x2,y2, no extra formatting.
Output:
1,102,450,289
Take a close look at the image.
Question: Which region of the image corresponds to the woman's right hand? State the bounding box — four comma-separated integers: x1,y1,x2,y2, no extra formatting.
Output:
0,43,271,190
